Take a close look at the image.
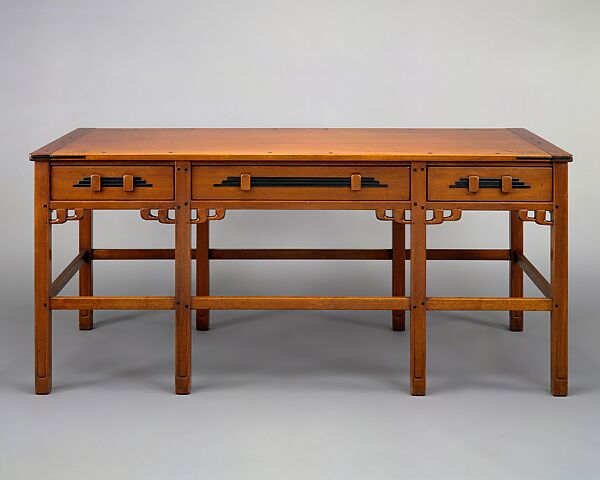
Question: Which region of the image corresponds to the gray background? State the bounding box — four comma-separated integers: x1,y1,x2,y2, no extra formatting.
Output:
1,0,599,478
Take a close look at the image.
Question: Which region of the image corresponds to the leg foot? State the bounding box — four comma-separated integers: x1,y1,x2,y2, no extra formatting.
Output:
411,377,426,396
509,313,523,332
551,378,568,397
196,311,209,331
35,376,52,395
175,376,191,395
79,311,94,330
392,312,405,331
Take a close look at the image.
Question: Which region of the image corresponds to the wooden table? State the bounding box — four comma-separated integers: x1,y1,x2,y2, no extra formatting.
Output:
31,128,572,395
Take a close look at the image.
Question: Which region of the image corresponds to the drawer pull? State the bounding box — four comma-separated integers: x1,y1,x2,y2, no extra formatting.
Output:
468,175,479,193
213,176,386,189
449,176,530,193
240,173,252,191
350,174,362,191
73,176,154,191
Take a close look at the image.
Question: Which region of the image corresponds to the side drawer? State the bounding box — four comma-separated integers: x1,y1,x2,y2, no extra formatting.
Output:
427,167,552,202
192,166,410,201
51,166,174,200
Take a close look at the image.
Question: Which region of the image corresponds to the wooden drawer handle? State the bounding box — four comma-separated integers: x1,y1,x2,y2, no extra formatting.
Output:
350,173,362,191
240,173,251,191
449,176,530,193
73,175,153,191
468,175,479,193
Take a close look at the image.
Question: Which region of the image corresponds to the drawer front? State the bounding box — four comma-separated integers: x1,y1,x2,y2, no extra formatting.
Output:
51,166,174,200
427,167,552,202
192,166,410,201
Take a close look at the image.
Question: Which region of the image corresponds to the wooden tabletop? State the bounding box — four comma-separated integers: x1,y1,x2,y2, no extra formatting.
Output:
30,128,572,161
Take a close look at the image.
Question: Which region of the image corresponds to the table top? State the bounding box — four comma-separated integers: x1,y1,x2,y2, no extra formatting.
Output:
30,128,572,162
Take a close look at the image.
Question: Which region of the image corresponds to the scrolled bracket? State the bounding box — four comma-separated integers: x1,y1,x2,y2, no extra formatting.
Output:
517,209,553,226
140,209,176,224
191,209,226,224
426,209,462,225
375,209,411,224
50,209,85,224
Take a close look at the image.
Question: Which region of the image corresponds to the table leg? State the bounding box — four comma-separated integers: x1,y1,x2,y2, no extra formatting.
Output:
509,211,524,331
410,163,427,395
79,209,93,330
196,221,210,330
34,162,52,394
392,221,406,331
551,163,568,396
175,162,192,394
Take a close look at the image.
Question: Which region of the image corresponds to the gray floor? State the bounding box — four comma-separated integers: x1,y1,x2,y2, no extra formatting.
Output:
2,300,599,479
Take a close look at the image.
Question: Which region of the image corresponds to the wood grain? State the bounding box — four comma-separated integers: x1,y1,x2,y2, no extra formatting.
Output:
428,167,553,202
34,162,52,394
509,211,524,331
174,161,192,394
392,222,406,331
79,209,93,330
196,221,210,331
192,165,410,201
410,162,427,395
51,166,174,200
191,296,411,310
30,128,572,161
551,162,568,396
426,297,552,311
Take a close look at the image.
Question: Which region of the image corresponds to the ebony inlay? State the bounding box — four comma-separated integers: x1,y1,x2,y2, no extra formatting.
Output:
73,176,153,188
449,177,530,189
214,176,388,188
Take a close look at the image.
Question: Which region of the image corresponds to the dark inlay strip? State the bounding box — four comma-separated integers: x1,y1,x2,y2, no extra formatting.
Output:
214,176,388,188
449,177,530,189
73,176,153,188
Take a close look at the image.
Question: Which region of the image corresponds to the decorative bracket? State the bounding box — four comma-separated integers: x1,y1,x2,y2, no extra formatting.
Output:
140,208,227,224
50,209,85,224
191,209,226,224
426,209,462,225
140,209,176,224
375,209,411,224
375,209,462,225
517,209,553,226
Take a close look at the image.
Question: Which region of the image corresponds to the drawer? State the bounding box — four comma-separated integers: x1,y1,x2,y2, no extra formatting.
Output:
427,167,552,202
51,166,174,200
192,166,410,201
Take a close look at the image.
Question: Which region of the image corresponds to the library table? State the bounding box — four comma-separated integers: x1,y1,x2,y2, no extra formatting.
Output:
31,128,572,395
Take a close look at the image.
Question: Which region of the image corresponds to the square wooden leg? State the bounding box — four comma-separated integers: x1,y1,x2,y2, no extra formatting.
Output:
410,163,427,396
175,163,192,394
34,162,52,394
509,211,524,331
79,209,93,330
392,222,406,331
551,163,568,396
196,221,210,331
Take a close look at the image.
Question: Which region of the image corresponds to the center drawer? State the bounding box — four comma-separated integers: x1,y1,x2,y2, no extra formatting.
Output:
192,166,410,201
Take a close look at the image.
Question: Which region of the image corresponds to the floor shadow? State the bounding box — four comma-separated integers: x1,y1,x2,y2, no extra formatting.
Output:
94,311,150,328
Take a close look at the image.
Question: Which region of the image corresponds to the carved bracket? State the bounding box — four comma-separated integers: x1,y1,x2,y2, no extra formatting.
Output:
518,209,553,226
50,209,85,224
375,209,462,225
140,209,176,224
375,209,411,224
426,209,462,225
140,208,227,224
191,209,226,224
